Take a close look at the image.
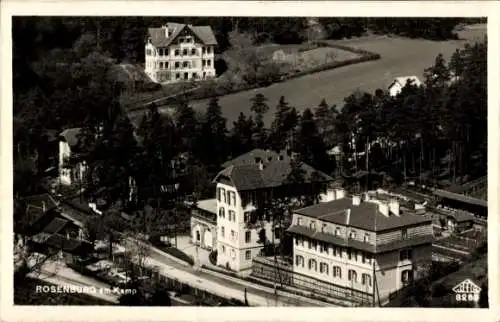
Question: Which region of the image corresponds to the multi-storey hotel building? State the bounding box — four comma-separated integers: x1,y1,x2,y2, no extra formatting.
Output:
287,191,433,305
145,23,217,83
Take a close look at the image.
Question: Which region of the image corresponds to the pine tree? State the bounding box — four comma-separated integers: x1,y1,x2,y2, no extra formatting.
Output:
249,93,270,148
269,96,298,152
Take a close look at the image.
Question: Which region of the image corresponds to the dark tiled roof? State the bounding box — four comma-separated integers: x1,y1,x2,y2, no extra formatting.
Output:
41,217,69,234
148,23,217,48
294,198,432,232
215,161,333,191
46,234,92,254
447,211,476,223
432,189,488,207
222,149,284,168
287,225,433,254
59,128,81,147
57,198,96,227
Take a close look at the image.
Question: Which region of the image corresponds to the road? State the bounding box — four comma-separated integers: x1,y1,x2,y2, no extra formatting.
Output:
125,238,330,306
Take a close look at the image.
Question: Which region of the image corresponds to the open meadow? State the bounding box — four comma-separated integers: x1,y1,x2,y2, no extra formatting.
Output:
186,25,486,127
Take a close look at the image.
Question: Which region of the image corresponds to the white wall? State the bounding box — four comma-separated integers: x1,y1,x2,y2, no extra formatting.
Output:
389,82,403,97
215,182,279,271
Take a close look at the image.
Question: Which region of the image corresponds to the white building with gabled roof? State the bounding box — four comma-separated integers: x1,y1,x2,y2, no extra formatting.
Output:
145,22,217,83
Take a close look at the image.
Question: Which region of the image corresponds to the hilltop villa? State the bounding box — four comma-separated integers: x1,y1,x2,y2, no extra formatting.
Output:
145,23,217,83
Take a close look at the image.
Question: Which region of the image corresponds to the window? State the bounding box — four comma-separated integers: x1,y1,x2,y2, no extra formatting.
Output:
183,49,188,56
221,226,225,237
402,228,408,239
175,62,180,68
230,210,236,222
348,269,358,283
231,230,235,239
320,262,329,274
165,48,169,56
230,192,236,206
362,273,372,286
217,188,222,201
348,249,352,260
349,230,356,239
207,59,212,66
310,221,316,230
245,231,251,243
364,233,370,243
221,188,226,203
191,48,196,55
274,227,281,239
203,72,206,79
244,212,251,223
196,231,200,241
186,37,192,43
297,217,302,225
202,47,206,54
221,245,226,253
159,48,163,56
401,269,413,285
335,227,341,236
245,250,251,260
295,236,300,245
296,255,304,267
400,249,413,261
183,61,189,68
308,259,317,271
176,73,180,79
311,240,317,250
165,62,169,69
333,266,342,278
319,242,328,254
321,224,327,233
175,49,180,56
179,38,185,43
146,49,152,56
219,207,225,219
227,191,232,205
159,62,164,69
333,246,339,257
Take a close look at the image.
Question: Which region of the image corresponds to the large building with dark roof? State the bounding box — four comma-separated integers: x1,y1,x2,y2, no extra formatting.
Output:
145,23,217,83
210,148,337,273
286,192,433,305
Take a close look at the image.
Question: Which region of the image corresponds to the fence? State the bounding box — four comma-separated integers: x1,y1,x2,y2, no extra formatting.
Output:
251,257,372,306
110,254,246,306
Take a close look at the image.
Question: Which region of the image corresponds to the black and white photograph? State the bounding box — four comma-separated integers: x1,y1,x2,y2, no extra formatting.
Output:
2,1,496,318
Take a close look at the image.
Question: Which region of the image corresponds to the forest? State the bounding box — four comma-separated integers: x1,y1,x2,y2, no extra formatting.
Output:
12,17,487,306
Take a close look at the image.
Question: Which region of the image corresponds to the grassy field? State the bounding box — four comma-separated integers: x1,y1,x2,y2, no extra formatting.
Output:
187,25,486,127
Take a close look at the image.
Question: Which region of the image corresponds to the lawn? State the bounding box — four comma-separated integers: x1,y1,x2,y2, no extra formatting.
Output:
186,25,486,127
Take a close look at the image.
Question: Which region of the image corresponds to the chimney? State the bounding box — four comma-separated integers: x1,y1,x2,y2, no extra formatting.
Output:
352,195,361,206
162,25,169,38
335,189,345,200
42,201,46,212
259,161,264,171
379,203,389,217
345,209,351,226
389,199,400,216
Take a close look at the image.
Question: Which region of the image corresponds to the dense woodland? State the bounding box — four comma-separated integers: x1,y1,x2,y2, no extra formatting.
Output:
13,18,487,305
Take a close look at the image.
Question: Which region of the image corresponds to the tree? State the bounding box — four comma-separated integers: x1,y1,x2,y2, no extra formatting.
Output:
295,108,333,174
198,97,229,169
268,96,299,152
250,93,270,148
314,98,338,148
230,112,255,157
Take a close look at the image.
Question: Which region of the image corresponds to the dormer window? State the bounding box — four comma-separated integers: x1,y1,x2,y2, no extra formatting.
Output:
255,157,262,164
321,223,327,233
297,217,302,226
364,233,369,243
349,230,356,239
335,227,341,236
278,155,284,160
310,221,316,230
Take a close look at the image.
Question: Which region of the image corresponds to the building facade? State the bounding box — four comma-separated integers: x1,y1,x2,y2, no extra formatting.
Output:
287,191,433,305
145,23,217,83
59,128,86,186
210,149,335,272
189,199,217,250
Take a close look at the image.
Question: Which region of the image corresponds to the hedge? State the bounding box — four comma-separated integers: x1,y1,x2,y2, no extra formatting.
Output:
150,238,195,266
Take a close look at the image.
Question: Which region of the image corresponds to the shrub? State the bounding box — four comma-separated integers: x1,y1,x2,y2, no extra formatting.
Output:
208,250,217,266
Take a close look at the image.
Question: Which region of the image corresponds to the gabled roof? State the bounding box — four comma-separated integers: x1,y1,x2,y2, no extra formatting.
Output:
432,189,488,207
293,197,432,232
194,198,217,215
389,76,422,89
216,149,333,191
59,128,81,148
222,149,284,168
40,217,69,234
148,23,217,48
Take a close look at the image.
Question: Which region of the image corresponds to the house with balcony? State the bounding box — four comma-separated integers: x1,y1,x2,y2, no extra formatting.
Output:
189,199,217,250
286,192,433,306
209,149,335,273
59,128,86,186
145,22,217,83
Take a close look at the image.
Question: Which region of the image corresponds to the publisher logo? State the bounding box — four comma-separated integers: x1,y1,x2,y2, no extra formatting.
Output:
453,279,481,303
